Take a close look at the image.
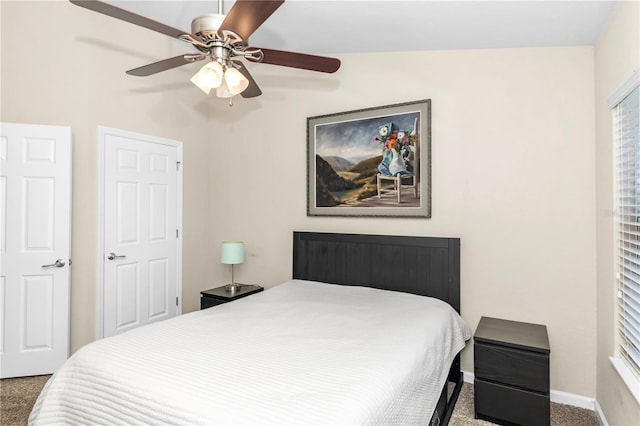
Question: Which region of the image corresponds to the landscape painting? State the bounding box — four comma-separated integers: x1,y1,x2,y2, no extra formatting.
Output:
307,100,431,217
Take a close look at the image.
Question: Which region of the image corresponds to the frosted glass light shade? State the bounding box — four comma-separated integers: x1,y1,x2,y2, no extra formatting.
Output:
190,61,224,94
224,67,249,95
215,79,233,98
221,241,244,264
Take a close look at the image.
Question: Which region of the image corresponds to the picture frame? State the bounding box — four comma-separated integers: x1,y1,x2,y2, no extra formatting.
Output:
307,99,431,217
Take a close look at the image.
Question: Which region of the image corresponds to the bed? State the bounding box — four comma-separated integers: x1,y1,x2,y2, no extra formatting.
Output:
29,232,469,425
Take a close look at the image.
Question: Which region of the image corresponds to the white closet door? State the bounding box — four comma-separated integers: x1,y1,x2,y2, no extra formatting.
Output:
101,127,181,338
0,122,71,378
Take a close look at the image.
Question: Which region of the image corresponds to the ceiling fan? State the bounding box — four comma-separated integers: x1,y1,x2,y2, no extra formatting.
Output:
69,0,341,100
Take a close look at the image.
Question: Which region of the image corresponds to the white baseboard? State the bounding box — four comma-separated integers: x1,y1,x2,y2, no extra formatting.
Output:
461,371,600,413
594,400,610,426
550,389,594,410
462,370,474,384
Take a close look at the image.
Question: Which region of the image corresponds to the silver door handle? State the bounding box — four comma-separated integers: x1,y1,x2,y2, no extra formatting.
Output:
107,252,126,260
42,259,65,268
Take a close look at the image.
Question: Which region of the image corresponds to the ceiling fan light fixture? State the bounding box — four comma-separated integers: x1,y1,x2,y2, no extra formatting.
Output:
190,76,212,94
190,61,224,94
215,79,233,98
224,67,249,95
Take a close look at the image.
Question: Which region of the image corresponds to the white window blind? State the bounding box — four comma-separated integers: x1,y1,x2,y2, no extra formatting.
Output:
615,81,640,380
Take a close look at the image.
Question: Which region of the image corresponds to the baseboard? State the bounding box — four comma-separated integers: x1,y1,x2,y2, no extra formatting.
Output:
462,370,474,384
550,389,594,410
594,400,610,426
462,371,599,412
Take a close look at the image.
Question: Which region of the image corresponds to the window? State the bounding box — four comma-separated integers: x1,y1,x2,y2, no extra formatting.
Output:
614,70,640,386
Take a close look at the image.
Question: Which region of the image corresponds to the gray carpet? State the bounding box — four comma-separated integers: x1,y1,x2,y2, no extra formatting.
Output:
0,375,50,426
1,376,598,425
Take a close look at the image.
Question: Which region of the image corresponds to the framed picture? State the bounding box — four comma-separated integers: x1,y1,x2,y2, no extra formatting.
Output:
307,99,431,217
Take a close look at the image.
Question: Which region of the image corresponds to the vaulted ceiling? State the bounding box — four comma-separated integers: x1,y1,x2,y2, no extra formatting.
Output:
106,0,618,55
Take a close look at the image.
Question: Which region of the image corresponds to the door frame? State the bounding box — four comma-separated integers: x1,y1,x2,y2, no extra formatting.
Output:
96,126,183,339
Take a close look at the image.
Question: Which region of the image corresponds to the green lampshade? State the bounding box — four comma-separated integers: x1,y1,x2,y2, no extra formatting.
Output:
221,241,244,265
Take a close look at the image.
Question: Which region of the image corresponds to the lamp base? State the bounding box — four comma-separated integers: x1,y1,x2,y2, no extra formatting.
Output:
224,283,242,293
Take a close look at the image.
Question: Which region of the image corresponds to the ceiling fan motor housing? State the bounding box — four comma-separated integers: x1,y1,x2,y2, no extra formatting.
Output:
192,14,227,41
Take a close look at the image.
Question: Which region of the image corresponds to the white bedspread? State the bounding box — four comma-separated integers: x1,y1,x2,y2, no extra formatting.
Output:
30,280,470,426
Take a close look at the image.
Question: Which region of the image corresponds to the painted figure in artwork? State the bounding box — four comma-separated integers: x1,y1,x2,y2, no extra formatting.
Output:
375,117,418,176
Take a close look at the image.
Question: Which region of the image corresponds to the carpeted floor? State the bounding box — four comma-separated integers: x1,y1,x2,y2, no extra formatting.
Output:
1,376,598,426
1,375,50,426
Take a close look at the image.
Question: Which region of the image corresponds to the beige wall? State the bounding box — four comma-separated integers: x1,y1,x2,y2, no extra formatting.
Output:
1,0,605,403
0,1,215,352
211,47,597,397
594,1,640,425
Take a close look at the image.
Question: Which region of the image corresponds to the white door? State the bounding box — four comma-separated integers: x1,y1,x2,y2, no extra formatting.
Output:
0,123,71,379
100,127,182,338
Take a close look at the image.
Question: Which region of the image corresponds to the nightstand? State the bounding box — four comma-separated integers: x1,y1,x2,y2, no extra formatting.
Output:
200,284,264,309
474,316,550,426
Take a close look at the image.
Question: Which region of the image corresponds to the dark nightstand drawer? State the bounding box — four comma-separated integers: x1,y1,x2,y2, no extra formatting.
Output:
200,297,227,310
475,378,550,426
200,285,263,309
475,342,549,394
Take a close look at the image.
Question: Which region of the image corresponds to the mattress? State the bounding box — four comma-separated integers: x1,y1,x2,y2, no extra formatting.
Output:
29,279,470,425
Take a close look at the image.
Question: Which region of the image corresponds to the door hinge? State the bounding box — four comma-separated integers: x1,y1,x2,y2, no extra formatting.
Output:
176,296,179,306
176,161,181,171
176,229,179,238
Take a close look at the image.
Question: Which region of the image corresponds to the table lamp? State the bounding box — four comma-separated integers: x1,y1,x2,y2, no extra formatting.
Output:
221,241,244,292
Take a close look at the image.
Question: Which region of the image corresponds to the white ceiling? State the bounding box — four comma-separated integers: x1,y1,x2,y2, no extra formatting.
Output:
106,0,618,55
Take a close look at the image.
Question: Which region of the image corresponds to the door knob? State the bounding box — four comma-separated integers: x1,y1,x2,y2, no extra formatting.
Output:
42,259,65,268
107,252,126,260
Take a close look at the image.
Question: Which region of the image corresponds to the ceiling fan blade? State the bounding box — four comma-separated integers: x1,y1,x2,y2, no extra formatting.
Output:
219,0,284,41
233,61,262,98
126,55,205,77
251,48,341,73
69,0,197,41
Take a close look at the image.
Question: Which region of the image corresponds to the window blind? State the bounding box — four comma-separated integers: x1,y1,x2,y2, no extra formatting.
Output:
615,83,640,380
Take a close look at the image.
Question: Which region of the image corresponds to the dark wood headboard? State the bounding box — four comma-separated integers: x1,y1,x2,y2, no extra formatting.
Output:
292,232,461,313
